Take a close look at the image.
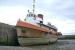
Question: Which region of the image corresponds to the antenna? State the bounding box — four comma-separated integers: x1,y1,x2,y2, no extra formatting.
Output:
33,0,35,14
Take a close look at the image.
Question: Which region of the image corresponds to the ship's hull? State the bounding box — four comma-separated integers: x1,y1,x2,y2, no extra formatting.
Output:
18,35,58,46
16,21,60,46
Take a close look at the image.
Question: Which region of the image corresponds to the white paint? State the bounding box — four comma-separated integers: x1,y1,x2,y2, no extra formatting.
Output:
25,16,36,25
36,17,43,23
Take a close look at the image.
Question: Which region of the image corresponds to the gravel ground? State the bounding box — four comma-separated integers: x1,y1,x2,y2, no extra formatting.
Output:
0,40,75,50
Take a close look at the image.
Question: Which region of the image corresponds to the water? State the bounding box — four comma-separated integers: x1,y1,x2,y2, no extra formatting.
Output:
0,40,75,50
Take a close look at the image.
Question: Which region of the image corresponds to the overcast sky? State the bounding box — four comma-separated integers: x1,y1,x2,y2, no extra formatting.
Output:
0,0,75,35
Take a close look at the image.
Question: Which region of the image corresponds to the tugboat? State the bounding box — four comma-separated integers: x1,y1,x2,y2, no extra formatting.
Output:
16,0,62,46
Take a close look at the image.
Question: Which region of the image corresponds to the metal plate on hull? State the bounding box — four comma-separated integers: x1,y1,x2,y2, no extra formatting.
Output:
18,37,58,46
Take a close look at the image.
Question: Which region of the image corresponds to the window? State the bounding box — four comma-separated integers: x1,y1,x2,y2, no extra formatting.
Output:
40,21,43,24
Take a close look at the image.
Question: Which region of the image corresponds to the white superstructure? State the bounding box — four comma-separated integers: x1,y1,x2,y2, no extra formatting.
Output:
25,11,44,26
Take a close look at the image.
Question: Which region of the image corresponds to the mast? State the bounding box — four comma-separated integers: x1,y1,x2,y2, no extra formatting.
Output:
33,0,35,14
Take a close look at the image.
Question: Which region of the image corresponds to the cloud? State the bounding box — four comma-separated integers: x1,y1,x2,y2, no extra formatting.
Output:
0,0,75,35
38,0,75,20
47,0,75,20
0,6,29,25
44,17,75,34
0,0,33,9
